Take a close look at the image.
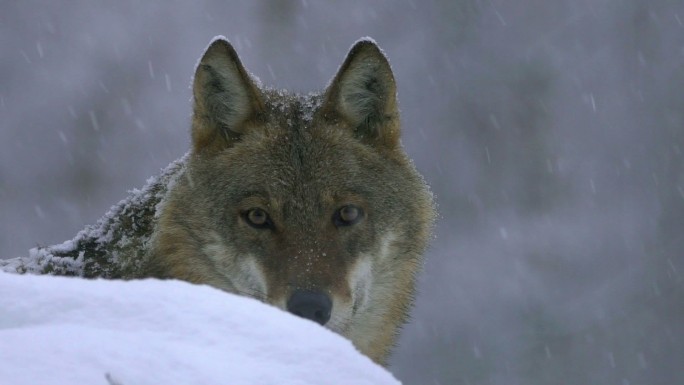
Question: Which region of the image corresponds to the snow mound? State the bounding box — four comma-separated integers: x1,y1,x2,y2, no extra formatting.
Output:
0,272,400,385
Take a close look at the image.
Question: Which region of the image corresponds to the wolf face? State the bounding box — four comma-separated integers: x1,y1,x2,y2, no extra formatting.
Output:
146,38,435,364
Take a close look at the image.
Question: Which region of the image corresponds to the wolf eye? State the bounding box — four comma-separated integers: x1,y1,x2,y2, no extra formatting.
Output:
244,208,273,229
333,205,364,227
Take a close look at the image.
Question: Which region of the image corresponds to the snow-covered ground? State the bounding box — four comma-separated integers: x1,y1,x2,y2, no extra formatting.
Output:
0,272,400,385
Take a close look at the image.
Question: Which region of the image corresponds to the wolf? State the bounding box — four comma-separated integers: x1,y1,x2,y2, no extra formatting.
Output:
144,37,435,365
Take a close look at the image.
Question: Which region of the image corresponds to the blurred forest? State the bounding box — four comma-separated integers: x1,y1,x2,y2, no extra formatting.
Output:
1,1,683,384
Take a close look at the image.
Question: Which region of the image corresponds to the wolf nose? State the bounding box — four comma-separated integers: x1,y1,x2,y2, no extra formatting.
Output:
286,290,332,326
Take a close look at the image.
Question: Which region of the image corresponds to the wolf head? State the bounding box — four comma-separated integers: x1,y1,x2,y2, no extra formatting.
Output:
147,38,434,364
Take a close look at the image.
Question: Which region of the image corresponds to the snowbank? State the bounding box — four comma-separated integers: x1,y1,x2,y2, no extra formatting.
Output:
0,272,400,385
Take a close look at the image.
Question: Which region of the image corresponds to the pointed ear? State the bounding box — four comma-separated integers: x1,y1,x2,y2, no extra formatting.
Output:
191,38,264,154
319,39,400,149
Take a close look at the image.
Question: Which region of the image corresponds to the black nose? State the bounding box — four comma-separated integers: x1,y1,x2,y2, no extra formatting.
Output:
286,290,332,325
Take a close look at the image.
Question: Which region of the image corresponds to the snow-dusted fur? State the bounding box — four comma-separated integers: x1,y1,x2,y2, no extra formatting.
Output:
0,155,186,278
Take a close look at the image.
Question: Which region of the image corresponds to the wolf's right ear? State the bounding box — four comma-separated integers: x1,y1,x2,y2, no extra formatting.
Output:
191,38,264,154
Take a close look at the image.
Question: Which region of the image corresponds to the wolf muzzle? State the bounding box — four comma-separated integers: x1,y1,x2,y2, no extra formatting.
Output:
286,290,332,326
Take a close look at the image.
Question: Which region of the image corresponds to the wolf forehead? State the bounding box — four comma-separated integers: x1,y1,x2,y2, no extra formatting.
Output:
203,91,391,184
260,90,323,127
203,148,385,215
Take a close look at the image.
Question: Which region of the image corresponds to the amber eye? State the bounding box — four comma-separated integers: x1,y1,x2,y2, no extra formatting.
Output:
333,205,364,227
244,208,273,229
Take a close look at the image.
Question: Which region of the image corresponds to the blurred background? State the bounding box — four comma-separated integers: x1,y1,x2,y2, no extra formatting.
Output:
1,1,683,384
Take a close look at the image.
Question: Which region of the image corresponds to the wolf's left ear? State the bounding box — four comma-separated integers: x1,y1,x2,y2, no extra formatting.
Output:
319,39,400,149
191,38,264,154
